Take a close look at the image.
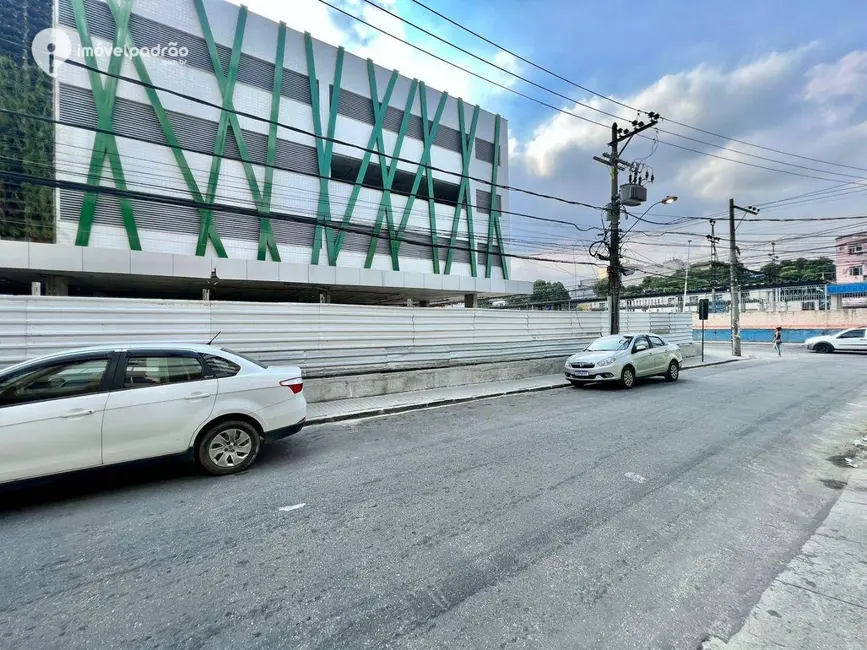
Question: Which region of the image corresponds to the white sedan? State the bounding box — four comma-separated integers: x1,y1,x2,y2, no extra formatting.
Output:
804,328,867,353
0,344,306,484
564,333,683,388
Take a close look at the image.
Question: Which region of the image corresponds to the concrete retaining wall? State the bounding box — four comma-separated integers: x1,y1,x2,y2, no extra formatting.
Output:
306,342,699,403
692,308,867,343
304,356,569,403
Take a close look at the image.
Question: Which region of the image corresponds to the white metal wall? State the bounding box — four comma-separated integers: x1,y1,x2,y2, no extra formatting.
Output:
0,297,692,372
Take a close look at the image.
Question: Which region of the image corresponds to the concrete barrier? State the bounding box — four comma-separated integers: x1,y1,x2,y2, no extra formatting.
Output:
304,341,698,403
304,356,569,403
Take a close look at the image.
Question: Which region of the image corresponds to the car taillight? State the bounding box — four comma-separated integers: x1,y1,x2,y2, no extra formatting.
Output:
279,378,303,394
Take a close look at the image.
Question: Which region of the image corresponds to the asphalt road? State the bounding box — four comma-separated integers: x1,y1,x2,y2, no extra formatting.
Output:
1,352,864,650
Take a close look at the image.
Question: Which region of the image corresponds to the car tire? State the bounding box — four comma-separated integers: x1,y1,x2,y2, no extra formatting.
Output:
664,360,680,382
620,366,636,389
815,342,834,354
195,420,262,476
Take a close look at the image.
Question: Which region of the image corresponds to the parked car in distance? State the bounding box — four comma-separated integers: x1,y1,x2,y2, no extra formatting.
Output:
804,328,867,353
0,344,306,485
564,333,683,388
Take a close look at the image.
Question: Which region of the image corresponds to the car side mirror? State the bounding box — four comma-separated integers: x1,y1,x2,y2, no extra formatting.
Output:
635,343,648,352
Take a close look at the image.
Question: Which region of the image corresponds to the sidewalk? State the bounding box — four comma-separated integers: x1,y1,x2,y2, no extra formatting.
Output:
702,441,867,649
307,351,744,425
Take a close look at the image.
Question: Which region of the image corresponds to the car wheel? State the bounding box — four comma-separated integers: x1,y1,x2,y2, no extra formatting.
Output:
664,360,680,382
815,342,833,354
195,420,262,476
620,366,636,389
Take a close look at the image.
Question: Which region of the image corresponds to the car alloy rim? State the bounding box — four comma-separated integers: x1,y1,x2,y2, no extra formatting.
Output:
670,364,678,379
208,428,253,468
624,370,634,386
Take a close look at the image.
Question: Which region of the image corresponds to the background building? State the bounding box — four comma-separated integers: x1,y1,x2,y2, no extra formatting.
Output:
0,0,531,303
834,232,867,283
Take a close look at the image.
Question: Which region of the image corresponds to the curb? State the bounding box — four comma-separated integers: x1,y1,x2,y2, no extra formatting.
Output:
308,358,748,425
681,357,749,371
307,381,570,425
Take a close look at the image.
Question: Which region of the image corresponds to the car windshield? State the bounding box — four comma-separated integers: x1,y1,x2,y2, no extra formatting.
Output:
219,348,268,368
585,336,632,351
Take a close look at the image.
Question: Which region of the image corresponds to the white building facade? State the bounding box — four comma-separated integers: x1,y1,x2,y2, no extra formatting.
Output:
1,0,530,302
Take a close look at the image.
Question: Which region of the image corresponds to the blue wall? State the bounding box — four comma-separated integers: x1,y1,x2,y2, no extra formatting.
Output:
693,328,845,343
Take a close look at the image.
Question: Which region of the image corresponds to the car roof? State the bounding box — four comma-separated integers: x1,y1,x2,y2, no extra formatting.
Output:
4,343,234,369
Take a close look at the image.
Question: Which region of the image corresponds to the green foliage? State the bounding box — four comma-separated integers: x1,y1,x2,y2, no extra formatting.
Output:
0,54,55,242
759,257,834,283
482,279,571,308
594,257,835,298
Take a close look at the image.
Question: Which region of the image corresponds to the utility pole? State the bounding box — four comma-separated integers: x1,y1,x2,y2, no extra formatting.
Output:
593,113,660,334
707,220,720,309
607,123,621,335
683,239,691,311
728,199,760,357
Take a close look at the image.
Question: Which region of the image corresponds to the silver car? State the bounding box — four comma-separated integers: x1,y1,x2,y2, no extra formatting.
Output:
564,333,683,388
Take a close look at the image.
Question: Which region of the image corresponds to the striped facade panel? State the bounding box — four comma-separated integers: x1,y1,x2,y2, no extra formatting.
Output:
474,138,498,164
475,189,502,214
59,83,319,175
333,87,494,157
58,0,313,104
57,189,473,263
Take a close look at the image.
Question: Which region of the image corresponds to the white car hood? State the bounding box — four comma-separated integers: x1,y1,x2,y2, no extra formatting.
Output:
568,350,626,364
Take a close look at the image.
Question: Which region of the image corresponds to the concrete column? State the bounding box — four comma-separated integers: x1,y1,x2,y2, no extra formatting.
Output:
202,288,211,301
31,282,41,296
830,294,843,310
464,293,478,309
44,276,69,296
406,298,413,308
318,289,331,304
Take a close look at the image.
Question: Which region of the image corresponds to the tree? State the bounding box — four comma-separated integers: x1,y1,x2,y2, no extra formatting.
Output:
532,280,570,303
482,279,571,308
0,0,54,242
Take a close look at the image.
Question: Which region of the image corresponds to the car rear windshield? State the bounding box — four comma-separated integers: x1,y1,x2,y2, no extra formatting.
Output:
586,336,632,351
219,348,268,368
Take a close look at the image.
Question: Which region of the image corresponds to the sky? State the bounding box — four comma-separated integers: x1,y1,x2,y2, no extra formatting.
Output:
234,0,867,287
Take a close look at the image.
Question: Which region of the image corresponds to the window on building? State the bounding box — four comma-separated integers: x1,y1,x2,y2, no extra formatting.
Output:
849,244,863,255
849,266,862,276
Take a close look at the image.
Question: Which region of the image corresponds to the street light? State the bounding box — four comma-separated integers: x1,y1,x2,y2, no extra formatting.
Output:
622,194,679,237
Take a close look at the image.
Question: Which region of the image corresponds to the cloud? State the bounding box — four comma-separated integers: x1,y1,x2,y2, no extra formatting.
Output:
805,51,867,101
507,46,867,281
236,0,518,105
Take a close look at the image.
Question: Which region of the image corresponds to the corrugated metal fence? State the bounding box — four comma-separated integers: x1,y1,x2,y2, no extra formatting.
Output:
0,297,692,373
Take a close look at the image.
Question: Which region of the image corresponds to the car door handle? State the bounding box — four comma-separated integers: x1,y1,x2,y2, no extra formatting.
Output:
63,409,95,418
184,392,212,400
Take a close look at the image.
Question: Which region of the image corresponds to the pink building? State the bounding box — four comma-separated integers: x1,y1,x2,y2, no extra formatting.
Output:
835,233,867,283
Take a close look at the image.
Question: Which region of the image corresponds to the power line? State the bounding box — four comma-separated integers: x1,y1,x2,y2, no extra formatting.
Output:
0,35,605,213
316,1,867,187
406,0,867,175
0,105,607,237
0,167,608,268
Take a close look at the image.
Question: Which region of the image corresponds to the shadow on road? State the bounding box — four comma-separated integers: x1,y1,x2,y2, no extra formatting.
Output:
0,457,200,513
0,437,308,513
571,376,679,392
